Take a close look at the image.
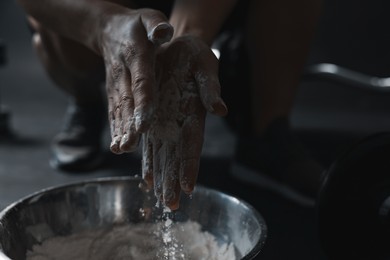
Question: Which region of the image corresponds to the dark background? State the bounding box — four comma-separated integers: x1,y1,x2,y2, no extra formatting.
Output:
2,0,390,259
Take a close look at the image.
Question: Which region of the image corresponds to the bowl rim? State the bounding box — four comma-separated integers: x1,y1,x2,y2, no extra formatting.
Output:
0,176,138,220
0,176,267,260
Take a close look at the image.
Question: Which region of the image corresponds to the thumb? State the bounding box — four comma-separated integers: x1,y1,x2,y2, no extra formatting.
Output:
141,11,174,45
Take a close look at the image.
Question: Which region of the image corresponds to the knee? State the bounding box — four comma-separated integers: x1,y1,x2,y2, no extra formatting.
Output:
32,28,104,82
28,16,104,82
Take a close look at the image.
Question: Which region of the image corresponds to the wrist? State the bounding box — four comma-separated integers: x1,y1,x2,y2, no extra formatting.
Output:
171,24,213,46
169,12,216,46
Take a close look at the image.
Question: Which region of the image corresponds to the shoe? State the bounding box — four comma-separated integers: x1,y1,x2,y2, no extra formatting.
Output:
230,118,325,207
50,102,106,172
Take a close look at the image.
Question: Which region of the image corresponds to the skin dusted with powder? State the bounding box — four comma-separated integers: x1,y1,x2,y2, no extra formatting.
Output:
102,9,175,153
143,36,227,210
141,0,235,209
16,0,234,210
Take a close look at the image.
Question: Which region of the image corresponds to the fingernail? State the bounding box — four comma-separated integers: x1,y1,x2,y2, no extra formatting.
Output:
110,136,122,154
148,23,174,45
211,98,228,116
119,133,129,151
164,190,179,210
180,159,198,193
168,200,179,211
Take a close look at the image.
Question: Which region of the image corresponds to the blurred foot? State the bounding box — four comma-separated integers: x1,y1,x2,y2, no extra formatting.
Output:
50,102,105,172
231,118,325,207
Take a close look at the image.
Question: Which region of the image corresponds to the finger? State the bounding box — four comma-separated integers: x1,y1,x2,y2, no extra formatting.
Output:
162,144,181,210
179,115,206,194
140,10,173,45
153,139,164,204
123,39,155,133
119,121,140,152
110,102,123,154
194,53,228,116
142,132,154,189
107,97,116,146
116,67,140,152
195,70,228,116
105,63,123,154
147,22,174,46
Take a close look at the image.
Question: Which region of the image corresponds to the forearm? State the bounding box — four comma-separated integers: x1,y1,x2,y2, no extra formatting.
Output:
16,0,130,53
169,0,237,46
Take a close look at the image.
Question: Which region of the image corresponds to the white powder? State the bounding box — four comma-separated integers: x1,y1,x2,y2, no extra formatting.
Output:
26,220,237,260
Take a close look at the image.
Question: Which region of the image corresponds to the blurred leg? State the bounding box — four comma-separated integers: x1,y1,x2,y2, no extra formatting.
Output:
246,0,322,134
29,17,105,106
225,0,324,206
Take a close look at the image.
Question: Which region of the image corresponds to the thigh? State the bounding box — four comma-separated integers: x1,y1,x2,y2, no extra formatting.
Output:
28,16,105,84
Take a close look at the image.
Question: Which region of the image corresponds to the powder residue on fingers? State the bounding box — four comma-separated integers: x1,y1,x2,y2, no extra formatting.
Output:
146,75,199,206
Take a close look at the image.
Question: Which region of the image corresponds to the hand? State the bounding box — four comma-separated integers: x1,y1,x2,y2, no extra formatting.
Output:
100,8,173,154
142,35,228,210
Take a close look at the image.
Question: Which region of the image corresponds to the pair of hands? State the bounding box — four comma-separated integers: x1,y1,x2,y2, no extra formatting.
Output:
101,9,227,210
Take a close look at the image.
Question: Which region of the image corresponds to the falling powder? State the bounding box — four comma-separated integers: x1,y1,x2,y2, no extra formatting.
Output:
26,220,237,260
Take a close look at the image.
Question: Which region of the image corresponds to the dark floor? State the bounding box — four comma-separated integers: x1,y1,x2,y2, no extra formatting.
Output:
2,0,390,259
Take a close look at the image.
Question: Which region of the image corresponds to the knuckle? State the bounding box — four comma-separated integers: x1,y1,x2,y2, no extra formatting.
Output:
121,42,138,62
119,94,134,108
121,41,151,64
120,94,132,103
132,76,148,90
110,62,123,82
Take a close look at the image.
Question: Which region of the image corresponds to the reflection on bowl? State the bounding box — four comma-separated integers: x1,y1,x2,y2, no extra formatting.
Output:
0,177,267,259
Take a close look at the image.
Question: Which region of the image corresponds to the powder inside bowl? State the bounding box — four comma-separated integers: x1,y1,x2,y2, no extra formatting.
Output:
26,220,237,260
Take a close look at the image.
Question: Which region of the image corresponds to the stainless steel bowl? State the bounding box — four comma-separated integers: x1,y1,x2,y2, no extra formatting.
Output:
0,177,267,259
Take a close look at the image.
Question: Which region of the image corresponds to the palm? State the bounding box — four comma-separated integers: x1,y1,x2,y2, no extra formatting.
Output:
142,36,221,209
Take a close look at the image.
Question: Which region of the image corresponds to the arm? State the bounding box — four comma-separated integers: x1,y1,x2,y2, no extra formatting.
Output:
169,0,238,45
16,0,172,53
17,0,124,53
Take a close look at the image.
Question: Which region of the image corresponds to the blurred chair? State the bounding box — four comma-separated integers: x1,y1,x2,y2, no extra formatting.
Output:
305,63,390,93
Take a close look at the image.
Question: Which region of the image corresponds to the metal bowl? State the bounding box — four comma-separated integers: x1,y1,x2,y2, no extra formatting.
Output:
0,177,267,259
